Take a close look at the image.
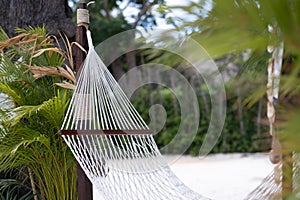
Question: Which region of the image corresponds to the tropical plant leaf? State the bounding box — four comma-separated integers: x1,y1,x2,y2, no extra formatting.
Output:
0,33,31,51
278,108,300,152
32,47,64,58
0,83,22,106
0,26,77,200
55,81,75,90
7,93,69,129
0,27,9,42
26,65,76,83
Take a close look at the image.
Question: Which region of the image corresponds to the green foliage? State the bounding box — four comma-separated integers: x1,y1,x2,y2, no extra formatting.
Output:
0,27,77,199
69,0,164,45
0,188,32,200
146,0,300,158
179,0,300,98
89,12,131,45
0,177,33,200
132,81,268,155
279,109,300,153
187,0,300,153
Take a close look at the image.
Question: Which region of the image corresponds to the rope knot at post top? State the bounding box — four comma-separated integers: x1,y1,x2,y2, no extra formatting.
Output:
77,8,89,27
77,2,95,49
76,1,95,27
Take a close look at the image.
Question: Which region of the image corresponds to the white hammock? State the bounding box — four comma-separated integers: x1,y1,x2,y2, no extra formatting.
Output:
60,30,209,200
245,153,300,200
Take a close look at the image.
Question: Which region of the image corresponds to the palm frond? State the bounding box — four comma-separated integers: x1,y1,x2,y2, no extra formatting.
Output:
55,81,75,90
0,187,32,200
26,65,76,83
279,108,300,153
0,27,9,42
7,92,69,130
0,128,48,169
32,47,65,58
0,26,77,199
15,26,46,36
0,83,23,106
0,54,33,84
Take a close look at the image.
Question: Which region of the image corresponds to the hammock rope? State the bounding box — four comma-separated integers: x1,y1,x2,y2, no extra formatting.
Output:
60,30,209,200
246,153,300,200
245,42,300,199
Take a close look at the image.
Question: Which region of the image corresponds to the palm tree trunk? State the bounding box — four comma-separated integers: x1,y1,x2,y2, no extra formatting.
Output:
0,0,75,38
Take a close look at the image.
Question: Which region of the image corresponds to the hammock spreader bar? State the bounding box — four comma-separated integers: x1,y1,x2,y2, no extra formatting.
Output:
60,129,153,135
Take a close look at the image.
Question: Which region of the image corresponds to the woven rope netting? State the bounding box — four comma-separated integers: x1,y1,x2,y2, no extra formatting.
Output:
245,165,282,200
60,30,209,200
245,153,300,200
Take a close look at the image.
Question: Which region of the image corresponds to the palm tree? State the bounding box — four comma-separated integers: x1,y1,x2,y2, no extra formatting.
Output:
0,26,77,199
176,0,300,198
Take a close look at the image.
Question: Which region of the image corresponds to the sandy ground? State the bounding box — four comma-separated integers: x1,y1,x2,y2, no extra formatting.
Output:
93,153,274,200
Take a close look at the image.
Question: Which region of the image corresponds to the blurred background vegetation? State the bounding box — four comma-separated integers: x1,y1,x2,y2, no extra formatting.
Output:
67,0,276,155
0,0,299,199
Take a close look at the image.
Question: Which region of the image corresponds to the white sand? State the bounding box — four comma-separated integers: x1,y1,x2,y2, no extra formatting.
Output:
93,153,274,200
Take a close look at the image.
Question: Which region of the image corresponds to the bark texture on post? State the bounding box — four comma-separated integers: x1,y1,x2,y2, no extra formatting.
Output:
0,0,75,38
75,3,93,200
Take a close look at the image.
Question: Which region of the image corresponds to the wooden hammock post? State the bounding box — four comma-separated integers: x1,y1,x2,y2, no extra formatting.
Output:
75,3,88,74
75,3,93,200
282,152,293,199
